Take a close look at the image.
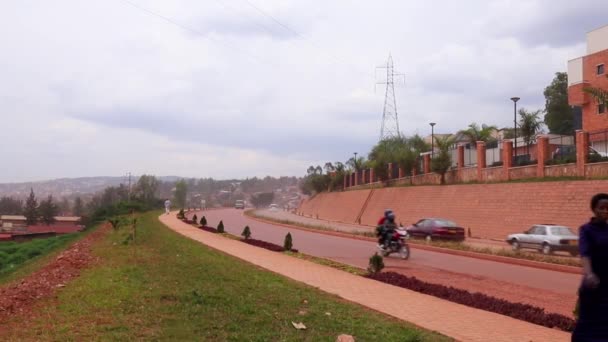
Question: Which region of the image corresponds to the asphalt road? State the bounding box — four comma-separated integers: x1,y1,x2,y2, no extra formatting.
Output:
194,208,580,294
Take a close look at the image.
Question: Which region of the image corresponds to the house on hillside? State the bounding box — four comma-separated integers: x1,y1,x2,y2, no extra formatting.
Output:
0,215,83,233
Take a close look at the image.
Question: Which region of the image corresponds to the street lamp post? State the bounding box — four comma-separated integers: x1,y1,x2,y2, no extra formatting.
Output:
353,152,358,185
510,97,520,163
430,122,436,158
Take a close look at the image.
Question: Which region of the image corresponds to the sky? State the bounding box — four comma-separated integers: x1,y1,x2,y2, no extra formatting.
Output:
1,0,607,182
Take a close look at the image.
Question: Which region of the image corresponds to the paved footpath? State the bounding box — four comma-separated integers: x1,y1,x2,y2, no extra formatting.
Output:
159,213,570,342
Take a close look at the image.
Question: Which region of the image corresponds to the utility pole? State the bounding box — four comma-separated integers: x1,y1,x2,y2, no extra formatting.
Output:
127,172,132,202
376,54,405,141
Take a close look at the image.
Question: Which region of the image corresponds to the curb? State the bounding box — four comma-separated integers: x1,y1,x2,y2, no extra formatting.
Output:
245,212,582,275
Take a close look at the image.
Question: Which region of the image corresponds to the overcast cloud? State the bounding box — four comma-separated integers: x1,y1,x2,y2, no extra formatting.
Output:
1,0,606,182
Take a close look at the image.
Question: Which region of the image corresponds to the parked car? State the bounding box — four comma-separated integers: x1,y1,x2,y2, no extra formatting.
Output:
406,218,465,242
552,145,608,160
269,203,279,212
506,224,579,256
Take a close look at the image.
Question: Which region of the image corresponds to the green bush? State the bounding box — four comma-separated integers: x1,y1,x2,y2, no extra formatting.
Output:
284,233,293,251
367,253,384,275
241,226,252,239
192,214,198,224
200,216,207,226
217,220,225,233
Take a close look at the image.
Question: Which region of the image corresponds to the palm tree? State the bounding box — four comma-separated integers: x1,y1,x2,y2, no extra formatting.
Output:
584,75,608,108
459,123,497,146
518,109,544,157
323,162,335,174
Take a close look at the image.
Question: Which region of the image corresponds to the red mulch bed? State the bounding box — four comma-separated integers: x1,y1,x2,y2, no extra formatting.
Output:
0,224,108,322
199,226,218,233
241,238,298,253
367,271,575,332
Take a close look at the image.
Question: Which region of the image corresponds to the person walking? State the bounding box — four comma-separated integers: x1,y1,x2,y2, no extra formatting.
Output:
572,193,608,341
164,199,171,215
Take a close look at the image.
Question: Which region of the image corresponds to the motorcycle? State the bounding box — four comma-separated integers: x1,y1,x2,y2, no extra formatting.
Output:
377,228,410,259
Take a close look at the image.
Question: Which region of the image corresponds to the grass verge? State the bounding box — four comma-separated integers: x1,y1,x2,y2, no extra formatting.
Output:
246,210,581,268
0,229,97,285
0,212,448,341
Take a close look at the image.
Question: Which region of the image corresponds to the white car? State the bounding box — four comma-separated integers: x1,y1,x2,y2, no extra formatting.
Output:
506,224,579,256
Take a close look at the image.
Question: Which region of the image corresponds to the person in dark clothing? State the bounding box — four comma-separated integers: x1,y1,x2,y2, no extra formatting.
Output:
380,212,397,249
572,193,608,342
376,209,393,246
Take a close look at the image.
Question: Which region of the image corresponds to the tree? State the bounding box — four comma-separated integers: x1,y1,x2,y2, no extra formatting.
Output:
39,195,59,225
250,192,274,208
241,225,251,239
459,123,497,145
368,136,408,182
500,127,516,139
0,196,23,215
283,232,293,251
323,162,335,174
73,197,84,217
544,72,574,135
59,198,70,216
174,179,188,209
134,174,160,207
346,156,367,172
431,136,455,185
23,188,39,225
518,109,544,156
367,135,426,183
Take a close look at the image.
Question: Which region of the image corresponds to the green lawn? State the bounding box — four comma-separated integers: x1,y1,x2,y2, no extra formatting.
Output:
1,212,449,341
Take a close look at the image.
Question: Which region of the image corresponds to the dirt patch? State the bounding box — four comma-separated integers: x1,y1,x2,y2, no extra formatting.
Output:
0,224,108,322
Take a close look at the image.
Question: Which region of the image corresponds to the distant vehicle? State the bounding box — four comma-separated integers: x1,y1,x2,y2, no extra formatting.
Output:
406,218,465,242
506,224,579,256
269,203,279,212
552,145,608,160
234,200,245,209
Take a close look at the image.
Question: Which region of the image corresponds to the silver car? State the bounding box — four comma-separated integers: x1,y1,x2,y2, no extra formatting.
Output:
506,224,579,256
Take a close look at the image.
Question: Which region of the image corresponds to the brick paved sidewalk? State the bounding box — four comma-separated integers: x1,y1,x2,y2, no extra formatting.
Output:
159,213,570,342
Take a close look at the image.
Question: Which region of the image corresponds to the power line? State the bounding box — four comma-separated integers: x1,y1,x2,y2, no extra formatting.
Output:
118,0,274,66
212,0,284,38
241,0,304,39
239,0,372,78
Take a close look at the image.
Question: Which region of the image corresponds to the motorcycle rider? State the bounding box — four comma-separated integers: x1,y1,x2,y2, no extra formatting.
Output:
379,212,398,249
376,209,393,246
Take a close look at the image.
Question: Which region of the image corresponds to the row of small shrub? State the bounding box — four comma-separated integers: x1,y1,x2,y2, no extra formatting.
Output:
178,211,297,253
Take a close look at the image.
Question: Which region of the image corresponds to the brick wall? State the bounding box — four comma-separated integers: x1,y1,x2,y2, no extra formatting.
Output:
460,167,477,182
586,162,608,178
298,189,371,223
482,167,503,182
509,165,538,180
299,180,608,240
545,164,578,177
